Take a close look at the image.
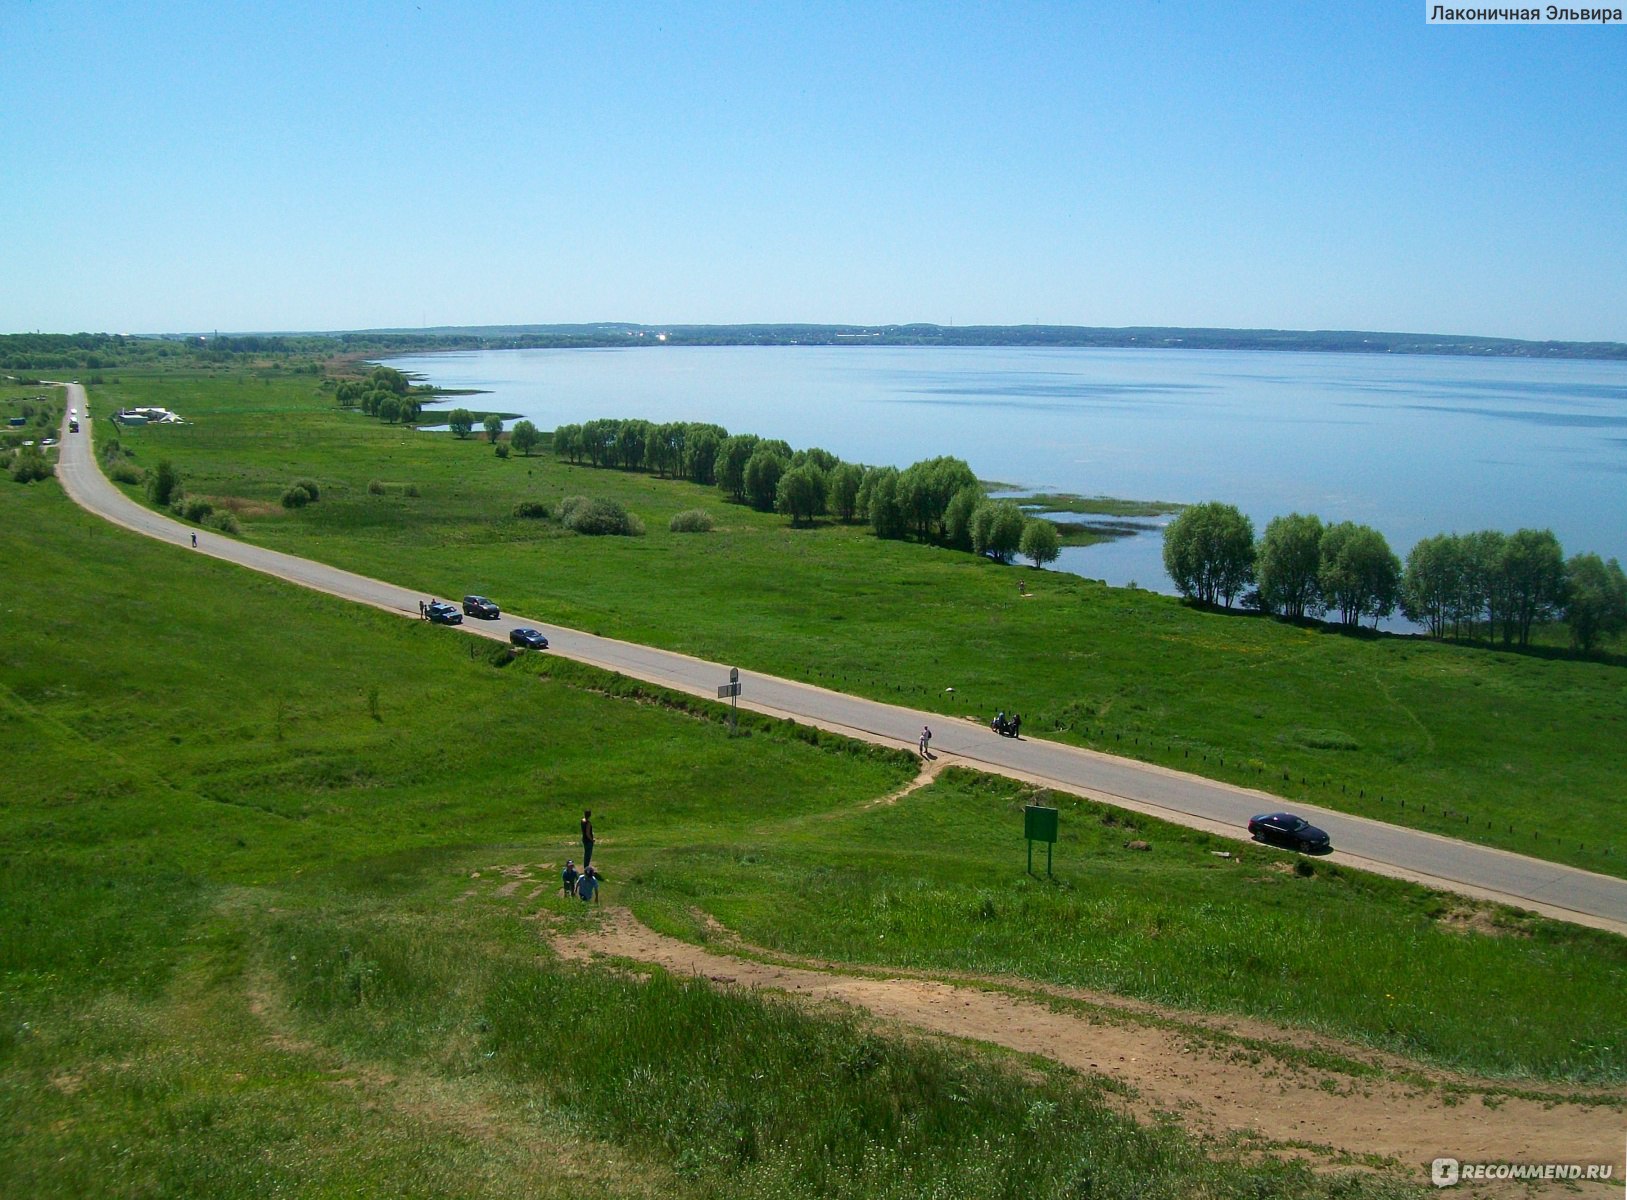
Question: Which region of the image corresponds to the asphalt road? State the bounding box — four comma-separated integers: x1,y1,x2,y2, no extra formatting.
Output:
52,386,1627,934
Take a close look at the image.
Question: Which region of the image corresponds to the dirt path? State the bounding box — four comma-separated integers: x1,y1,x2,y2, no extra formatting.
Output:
506,889,1622,1195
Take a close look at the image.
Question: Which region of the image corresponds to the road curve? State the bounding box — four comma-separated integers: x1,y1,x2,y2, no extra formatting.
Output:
53,387,1627,935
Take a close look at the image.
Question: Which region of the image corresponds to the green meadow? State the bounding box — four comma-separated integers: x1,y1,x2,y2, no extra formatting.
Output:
89,368,1627,877
0,475,1513,1199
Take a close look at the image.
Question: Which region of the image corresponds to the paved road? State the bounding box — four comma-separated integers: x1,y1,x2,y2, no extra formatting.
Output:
53,386,1627,934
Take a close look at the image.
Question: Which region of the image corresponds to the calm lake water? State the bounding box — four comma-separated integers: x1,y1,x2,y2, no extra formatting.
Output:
384,346,1627,599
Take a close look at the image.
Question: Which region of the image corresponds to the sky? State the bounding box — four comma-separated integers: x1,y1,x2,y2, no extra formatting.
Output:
2,1,1623,340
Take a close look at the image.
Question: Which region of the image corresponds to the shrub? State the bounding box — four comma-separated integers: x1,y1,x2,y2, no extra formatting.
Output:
367,479,385,495
404,483,420,498
494,442,510,460
512,500,551,519
108,462,143,485
9,451,51,483
559,495,644,537
147,459,182,507
669,508,715,533
208,510,241,535
181,497,215,523
281,484,312,509
292,477,321,502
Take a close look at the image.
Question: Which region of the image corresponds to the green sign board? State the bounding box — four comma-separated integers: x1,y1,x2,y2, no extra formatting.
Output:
1024,805,1058,843
1024,804,1058,876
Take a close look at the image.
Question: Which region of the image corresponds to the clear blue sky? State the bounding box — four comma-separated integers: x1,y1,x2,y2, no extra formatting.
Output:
3,1,1623,340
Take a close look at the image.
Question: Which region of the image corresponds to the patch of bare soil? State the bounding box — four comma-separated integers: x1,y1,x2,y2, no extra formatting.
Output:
858,758,945,810
534,905,1622,1198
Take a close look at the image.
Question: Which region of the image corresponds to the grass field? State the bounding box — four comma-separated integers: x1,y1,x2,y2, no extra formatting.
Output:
0,476,1512,1198
85,368,1627,878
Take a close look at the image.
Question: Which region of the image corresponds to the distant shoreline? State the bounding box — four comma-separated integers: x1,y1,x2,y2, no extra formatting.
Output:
362,322,1627,361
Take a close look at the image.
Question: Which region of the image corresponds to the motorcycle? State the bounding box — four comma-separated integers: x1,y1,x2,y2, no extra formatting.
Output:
991,713,1022,738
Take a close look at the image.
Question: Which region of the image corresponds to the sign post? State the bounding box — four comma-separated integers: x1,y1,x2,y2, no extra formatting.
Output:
717,667,741,735
1024,803,1058,877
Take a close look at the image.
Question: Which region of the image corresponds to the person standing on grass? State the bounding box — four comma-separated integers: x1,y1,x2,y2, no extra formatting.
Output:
576,866,599,903
581,809,595,868
562,859,579,896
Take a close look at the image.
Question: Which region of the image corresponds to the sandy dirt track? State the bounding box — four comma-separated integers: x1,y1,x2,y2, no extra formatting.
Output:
457,863,1624,1198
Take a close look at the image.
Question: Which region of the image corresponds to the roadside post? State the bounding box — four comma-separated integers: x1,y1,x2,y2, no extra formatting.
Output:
1024,803,1058,877
717,667,741,735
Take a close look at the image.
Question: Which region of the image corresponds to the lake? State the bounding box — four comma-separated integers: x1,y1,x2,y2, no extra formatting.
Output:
383,345,1627,599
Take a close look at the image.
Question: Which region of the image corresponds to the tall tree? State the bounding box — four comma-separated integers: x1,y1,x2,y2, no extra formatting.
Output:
1162,502,1255,607
743,447,788,512
1255,512,1324,618
552,423,582,461
1564,553,1627,653
510,419,541,457
860,466,906,539
715,434,760,503
483,413,504,444
970,500,1026,563
943,484,983,551
1401,533,1467,638
1497,528,1566,648
775,463,826,526
1318,522,1401,628
828,462,864,523
1019,518,1061,569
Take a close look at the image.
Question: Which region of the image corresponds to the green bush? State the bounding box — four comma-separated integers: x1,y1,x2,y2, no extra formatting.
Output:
292,477,321,502
494,442,510,459
181,497,214,523
207,509,241,535
404,483,420,498
147,459,182,507
367,479,385,495
559,495,645,537
512,500,550,519
9,450,51,483
669,508,715,533
281,484,313,509
108,462,143,485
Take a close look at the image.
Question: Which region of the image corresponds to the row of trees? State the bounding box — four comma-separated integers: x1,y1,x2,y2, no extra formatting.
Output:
336,366,423,424
1163,502,1626,652
554,417,1063,567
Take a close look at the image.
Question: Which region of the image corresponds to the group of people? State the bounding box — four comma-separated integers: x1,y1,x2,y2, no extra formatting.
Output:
562,808,600,902
992,710,1022,737
561,858,599,902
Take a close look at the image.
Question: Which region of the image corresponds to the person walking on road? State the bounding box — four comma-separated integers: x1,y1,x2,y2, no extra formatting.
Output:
581,809,595,868
919,725,932,759
191,532,197,548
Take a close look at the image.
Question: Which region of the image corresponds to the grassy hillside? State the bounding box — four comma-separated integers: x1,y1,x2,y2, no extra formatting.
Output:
86,368,1627,877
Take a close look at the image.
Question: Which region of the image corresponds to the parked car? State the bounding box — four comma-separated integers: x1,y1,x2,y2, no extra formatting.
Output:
463,595,500,619
426,601,463,625
509,627,549,650
1247,812,1331,853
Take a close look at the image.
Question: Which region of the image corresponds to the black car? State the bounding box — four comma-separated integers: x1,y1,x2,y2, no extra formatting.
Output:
463,595,500,619
1247,811,1331,853
426,601,463,625
510,627,549,650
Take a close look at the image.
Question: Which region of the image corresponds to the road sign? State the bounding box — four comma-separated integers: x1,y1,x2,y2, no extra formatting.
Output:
721,670,742,735
1024,803,1059,876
